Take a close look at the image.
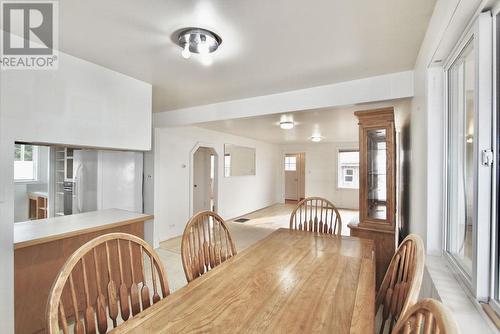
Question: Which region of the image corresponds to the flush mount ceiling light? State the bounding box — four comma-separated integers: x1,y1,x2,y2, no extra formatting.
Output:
311,135,322,142
177,28,222,61
280,121,294,130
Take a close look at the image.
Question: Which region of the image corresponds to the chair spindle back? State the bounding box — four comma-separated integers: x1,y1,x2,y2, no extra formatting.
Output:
181,211,237,283
289,197,342,235
47,233,169,334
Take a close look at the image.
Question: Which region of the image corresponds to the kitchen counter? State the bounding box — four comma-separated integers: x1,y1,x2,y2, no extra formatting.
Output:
14,209,153,333
27,191,48,198
14,208,152,249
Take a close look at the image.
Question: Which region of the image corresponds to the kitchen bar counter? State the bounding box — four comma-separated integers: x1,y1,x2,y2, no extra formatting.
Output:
14,209,152,333
27,191,48,198
14,208,152,249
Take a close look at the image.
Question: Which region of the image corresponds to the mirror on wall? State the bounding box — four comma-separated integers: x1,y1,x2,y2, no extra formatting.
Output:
224,144,256,177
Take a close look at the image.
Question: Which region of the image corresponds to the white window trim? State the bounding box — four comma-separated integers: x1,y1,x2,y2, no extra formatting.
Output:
426,255,498,333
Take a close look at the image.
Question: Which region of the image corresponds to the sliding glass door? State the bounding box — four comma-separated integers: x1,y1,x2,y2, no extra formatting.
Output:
447,40,475,277
445,12,493,300
491,9,500,313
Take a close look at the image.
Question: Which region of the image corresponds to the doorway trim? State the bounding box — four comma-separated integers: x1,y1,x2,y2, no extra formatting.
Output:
282,152,306,202
189,142,219,215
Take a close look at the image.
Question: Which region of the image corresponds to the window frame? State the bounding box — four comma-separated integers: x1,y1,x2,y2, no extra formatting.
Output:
14,144,39,183
337,149,360,190
224,154,231,177
284,155,297,171
344,168,354,183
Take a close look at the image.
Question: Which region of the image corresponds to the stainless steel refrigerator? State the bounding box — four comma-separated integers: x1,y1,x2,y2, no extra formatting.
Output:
73,150,98,214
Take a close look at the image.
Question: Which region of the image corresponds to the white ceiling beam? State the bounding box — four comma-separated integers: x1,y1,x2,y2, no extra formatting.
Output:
154,70,414,127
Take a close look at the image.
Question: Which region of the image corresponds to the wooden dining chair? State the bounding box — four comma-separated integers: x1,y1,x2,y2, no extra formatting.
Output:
376,234,425,334
392,298,460,334
289,197,342,235
181,211,237,283
46,233,170,334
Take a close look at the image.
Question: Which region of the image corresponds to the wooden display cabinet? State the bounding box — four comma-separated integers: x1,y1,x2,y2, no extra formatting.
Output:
349,107,396,287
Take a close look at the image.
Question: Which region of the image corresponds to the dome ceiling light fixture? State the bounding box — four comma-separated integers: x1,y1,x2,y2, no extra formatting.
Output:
311,135,323,142
280,121,294,130
177,28,222,61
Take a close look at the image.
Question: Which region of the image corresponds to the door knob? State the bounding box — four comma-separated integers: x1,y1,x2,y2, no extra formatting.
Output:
194,184,198,188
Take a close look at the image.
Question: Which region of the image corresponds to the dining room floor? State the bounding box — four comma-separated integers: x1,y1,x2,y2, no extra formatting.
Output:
155,203,359,292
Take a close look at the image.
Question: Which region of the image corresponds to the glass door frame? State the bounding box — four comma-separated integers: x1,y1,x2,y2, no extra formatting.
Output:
357,116,395,232
443,32,474,285
443,13,493,301
490,5,500,314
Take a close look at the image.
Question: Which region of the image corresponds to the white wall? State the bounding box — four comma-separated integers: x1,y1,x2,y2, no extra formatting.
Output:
14,185,28,222
1,51,152,151
410,0,483,253
0,46,152,332
280,142,359,209
0,112,15,334
153,126,281,245
97,150,144,213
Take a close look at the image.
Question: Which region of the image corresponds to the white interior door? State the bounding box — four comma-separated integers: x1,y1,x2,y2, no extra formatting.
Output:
193,148,211,214
284,154,299,200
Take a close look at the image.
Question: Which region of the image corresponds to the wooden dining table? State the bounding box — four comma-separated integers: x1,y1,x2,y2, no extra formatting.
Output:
111,228,376,334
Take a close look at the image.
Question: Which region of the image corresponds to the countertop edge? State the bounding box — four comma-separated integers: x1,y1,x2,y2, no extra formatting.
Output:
14,213,153,250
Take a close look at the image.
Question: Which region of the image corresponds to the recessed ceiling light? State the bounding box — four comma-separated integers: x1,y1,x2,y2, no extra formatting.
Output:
177,28,222,61
280,121,294,130
311,135,322,142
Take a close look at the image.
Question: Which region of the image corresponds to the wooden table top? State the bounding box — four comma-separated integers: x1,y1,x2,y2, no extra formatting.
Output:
112,228,375,334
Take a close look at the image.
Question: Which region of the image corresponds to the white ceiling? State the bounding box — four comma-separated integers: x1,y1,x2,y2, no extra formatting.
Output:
197,99,411,144
58,0,435,112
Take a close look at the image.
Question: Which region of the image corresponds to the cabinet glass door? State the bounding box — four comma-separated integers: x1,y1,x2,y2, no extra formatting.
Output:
367,128,387,220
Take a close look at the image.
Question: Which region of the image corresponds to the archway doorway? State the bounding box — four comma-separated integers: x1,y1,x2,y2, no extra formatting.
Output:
192,146,218,214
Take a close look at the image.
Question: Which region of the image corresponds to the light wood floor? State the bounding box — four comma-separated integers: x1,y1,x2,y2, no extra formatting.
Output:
156,203,359,292
228,202,358,232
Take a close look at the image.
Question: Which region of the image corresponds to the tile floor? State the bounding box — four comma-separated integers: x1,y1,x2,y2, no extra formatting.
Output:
156,203,359,292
